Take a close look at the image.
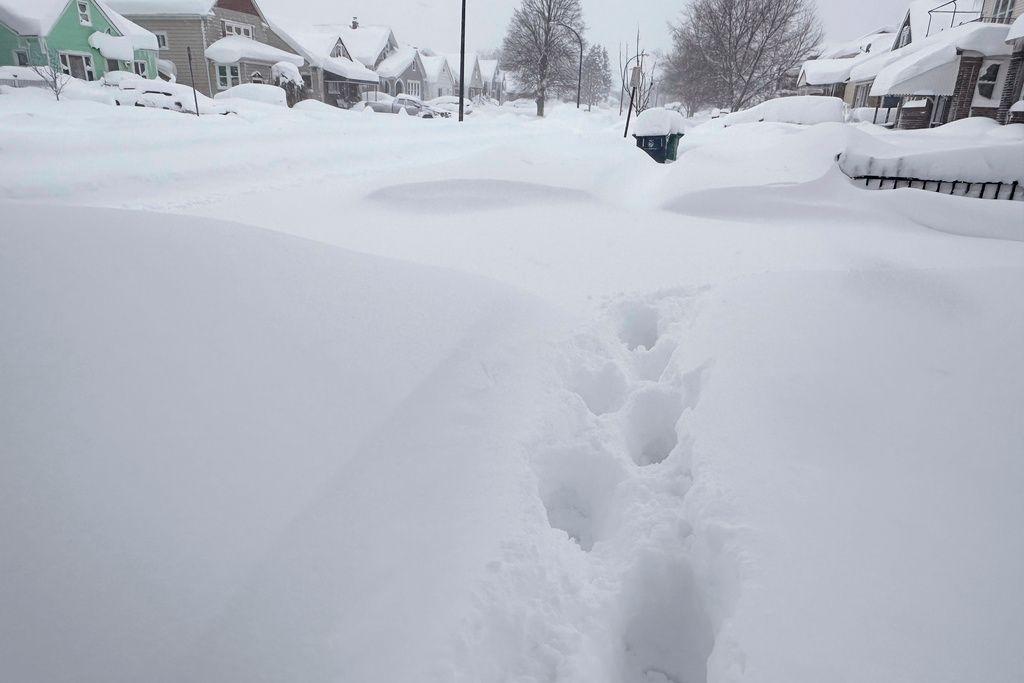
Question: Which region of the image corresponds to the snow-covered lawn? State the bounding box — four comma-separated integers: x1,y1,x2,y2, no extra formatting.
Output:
1,88,1023,683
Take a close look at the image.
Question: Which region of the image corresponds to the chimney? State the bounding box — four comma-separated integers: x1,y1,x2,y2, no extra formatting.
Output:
351,17,359,29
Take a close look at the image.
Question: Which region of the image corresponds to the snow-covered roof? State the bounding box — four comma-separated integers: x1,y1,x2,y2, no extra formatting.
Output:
105,0,217,15
901,0,984,43
870,22,1013,97
0,0,155,47
1008,15,1024,43
818,29,896,60
89,32,135,61
321,56,377,83
420,54,449,83
205,35,303,66
445,52,479,82
376,45,417,79
336,24,394,66
801,58,861,86
479,59,498,82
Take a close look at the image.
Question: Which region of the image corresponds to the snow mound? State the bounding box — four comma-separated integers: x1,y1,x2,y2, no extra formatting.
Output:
632,107,687,136
714,96,847,127
214,83,287,106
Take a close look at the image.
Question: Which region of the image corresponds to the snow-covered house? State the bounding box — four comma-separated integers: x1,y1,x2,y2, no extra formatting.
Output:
108,0,303,97
0,0,158,81
796,29,895,99
480,58,504,102
844,0,1023,128
336,19,398,73
992,4,1024,121
420,52,454,99
446,52,484,98
271,25,378,108
375,45,426,98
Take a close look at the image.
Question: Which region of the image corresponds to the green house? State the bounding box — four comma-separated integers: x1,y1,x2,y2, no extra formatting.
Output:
0,0,158,81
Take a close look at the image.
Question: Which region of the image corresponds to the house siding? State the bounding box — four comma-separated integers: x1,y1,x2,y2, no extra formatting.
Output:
998,46,1024,121
122,16,211,93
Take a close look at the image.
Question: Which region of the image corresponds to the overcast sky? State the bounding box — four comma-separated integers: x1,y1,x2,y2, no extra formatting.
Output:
260,0,905,56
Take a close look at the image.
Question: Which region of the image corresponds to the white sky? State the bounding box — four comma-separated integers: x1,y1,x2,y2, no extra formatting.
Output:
260,0,906,56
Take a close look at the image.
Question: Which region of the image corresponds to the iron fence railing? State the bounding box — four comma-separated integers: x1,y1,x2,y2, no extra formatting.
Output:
851,174,1022,201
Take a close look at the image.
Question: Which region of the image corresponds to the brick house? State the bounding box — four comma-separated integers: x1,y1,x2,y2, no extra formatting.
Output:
855,0,1024,129
108,0,303,97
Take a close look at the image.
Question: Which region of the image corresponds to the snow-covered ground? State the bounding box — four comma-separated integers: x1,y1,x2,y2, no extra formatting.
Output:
1,88,1023,683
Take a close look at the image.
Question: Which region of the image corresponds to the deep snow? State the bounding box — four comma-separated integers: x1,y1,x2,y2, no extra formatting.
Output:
1,88,1023,683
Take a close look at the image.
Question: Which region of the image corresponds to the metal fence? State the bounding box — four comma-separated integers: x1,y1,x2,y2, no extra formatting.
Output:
852,175,1022,201
0,78,47,89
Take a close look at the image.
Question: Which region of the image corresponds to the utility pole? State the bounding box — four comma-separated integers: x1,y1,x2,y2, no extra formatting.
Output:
556,22,584,108
459,0,467,122
186,46,200,116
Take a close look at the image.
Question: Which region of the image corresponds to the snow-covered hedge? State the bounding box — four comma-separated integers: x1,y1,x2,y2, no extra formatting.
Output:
214,83,288,107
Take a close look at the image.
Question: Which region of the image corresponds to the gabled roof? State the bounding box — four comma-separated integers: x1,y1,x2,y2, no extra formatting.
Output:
106,0,218,15
420,54,451,83
335,24,395,66
445,52,481,84
270,24,378,83
376,45,420,79
479,59,498,82
818,30,896,60
0,0,157,49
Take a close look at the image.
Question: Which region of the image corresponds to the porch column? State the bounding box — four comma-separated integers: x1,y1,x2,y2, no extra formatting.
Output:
949,55,983,122
997,47,1024,123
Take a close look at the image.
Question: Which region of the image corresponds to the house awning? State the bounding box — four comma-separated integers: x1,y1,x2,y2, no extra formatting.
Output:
205,35,303,67
870,43,960,97
321,56,378,84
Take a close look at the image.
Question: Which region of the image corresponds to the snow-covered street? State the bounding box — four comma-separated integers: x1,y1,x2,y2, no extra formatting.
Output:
2,91,1023,683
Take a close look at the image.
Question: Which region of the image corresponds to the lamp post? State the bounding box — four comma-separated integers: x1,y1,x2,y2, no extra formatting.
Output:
556,22,583,108
459,0,467,122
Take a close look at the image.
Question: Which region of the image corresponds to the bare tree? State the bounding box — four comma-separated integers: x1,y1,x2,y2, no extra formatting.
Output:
501,0,584,116
581,44,612,109
32,51,71,102
664,0,822,112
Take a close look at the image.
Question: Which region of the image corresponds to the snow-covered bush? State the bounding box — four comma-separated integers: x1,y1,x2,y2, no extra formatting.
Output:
214,83,288,107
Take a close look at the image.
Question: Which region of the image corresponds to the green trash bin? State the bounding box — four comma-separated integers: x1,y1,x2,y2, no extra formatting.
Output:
666,132,684,162
633,132,684,164
632,108,687,163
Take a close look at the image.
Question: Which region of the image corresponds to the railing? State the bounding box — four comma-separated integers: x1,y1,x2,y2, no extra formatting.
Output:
927,0,1017,36
852,175,1022,200
0,78,46,89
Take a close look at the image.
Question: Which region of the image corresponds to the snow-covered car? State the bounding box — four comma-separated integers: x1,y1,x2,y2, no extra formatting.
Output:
109,75,233,115
213,83,288,107
360,92,447,118
427,95,472,116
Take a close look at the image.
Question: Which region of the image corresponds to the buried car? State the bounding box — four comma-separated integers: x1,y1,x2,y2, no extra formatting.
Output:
360,92,448,118
427,95,472,116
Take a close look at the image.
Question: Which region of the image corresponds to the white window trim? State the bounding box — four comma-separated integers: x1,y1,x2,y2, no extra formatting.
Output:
134,60,148,77
59,50,96,81
153,31,168,50
223,20,254,39
216,64,240,90
407,80,420,97
77,1,92,26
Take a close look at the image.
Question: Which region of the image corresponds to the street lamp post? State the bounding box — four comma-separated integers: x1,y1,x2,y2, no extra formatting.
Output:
459,0,467,122
556,22,583,109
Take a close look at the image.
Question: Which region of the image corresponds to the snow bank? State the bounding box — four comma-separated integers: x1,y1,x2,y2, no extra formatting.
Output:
715,96,846,127
214,83,287,106
840,143,1024,183
632,107,687,136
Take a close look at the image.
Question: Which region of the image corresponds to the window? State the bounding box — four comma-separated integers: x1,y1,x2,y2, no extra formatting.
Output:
383,80,391,95
14,49,28,67
327,80,341,94
977,63,1000,99
992,0,1014,22
134,60,148,77
395,79,404,95
438,87,443,98
250,70,264,84
216,64,240,89
222,20,253,39
59,52,96,81
407,80,420,97
77,1,92,26
153,32,168,50
897,25,911,48
106,58,120,72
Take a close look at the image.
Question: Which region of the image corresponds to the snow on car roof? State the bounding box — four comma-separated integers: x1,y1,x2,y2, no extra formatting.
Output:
205,35,303,67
